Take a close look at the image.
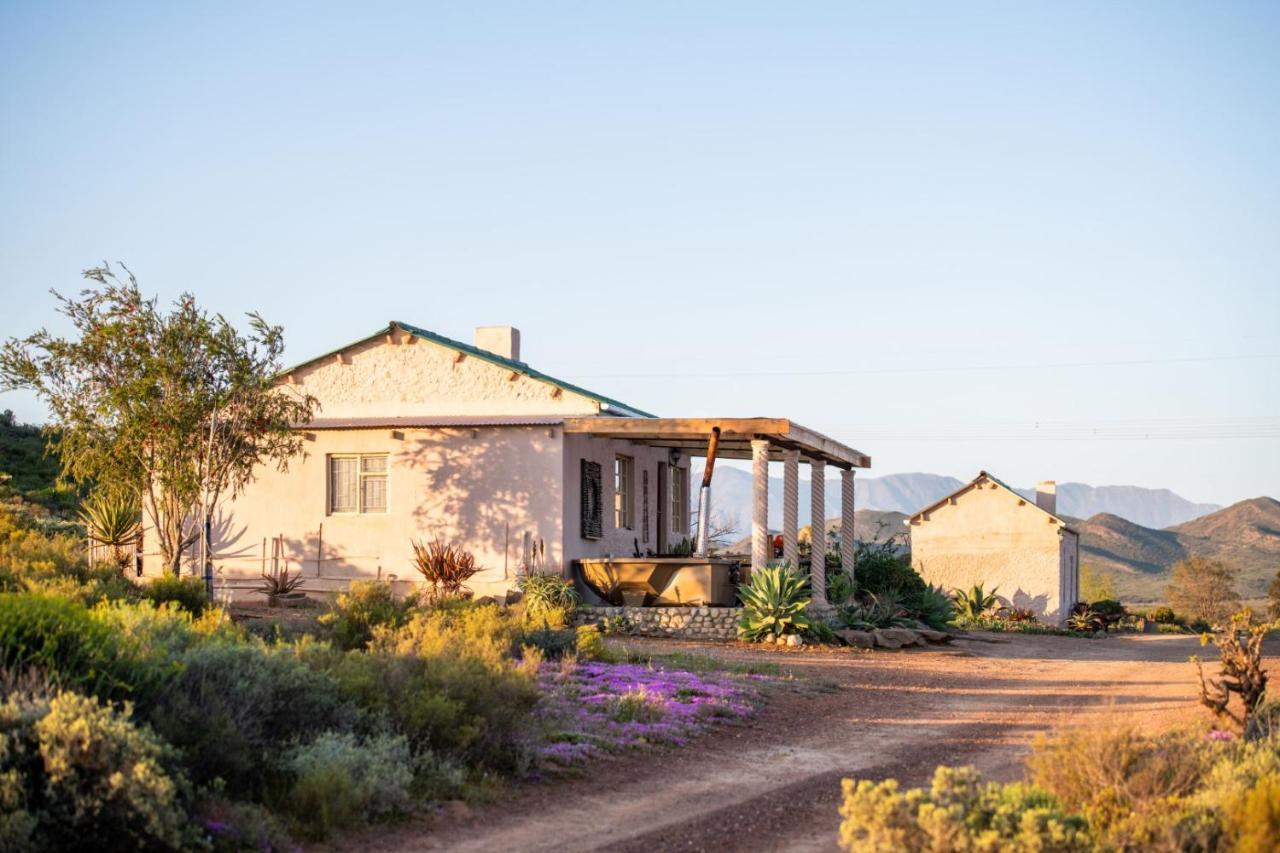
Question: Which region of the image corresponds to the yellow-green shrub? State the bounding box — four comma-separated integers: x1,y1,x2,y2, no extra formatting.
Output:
142,574,208,616
0,688,196,851
319,580,410,650
838,766,1090,852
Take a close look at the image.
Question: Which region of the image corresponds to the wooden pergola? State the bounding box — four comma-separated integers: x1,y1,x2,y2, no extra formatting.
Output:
563,417,872,604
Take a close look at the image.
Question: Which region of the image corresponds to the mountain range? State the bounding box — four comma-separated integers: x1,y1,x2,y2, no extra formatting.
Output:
1076,497,1280,602
694,467,1222,530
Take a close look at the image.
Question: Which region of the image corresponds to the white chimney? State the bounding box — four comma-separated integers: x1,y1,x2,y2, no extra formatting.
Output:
1035,480,1057,516
474,326,521,362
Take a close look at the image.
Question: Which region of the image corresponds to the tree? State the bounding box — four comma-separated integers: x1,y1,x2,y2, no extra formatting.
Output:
1165,556,1240,626
1269,569,1280,620
0,265,316,575
1079,563,1115,604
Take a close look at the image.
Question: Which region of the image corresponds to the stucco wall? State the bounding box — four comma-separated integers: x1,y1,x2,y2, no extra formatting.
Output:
908,481,1073,622
290,334,603,418
144,425,565,600
562,433,690,563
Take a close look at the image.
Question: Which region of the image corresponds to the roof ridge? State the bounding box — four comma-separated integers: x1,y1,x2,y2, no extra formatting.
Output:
905,470,1077,532
280,321,655,419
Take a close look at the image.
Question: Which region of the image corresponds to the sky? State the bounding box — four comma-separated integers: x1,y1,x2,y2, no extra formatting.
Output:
1,1,1277,506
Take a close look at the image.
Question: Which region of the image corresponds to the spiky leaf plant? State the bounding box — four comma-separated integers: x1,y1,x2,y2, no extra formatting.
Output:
738,563,812,642
952,583,1000,622
79,491,141,572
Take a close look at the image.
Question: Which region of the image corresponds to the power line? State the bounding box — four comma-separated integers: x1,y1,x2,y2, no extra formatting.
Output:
565,352,1280,381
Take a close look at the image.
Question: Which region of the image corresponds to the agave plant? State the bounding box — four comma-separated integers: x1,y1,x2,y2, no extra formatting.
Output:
738,563,812,642
952,583,1000,622
411,538,481,601
1067,606,1102,633
838,592,915,631
518,572,580,619
256,563,305,606
79,491,141,572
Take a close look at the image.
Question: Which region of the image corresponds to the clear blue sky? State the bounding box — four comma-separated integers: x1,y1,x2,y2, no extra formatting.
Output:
2,2,1277,506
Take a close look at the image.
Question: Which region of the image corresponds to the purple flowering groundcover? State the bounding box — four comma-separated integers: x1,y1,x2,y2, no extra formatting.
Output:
532,661,758,769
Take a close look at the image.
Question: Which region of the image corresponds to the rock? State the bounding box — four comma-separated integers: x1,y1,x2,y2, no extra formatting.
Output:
879,628,925,647
871,630,905,649
775,635,788,646
836,629,875,649
916,628,952,643
786,634,803,647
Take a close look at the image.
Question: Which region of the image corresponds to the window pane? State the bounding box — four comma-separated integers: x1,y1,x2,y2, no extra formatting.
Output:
361,455,387,473
362,474,387,513
329,457,358,513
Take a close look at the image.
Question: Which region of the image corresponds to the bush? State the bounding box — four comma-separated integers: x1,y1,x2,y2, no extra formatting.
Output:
522,624,577,659
309,604,541,771
142,574,208,616
1147,605,1178,624
283,731,414,839
0,688,196,851
319,580,410,650
150,641,360,796
1025,725,1211,849
198,798,294,853
838,594,913,630
574,624,609,661
825,567,855,606
1166,556,1240,626
854,547,926,605
838,766,1090,852
0,592,159,703
738,564,811,642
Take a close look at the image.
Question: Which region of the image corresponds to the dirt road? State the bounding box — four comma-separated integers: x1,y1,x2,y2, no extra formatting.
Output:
344,632,1265,853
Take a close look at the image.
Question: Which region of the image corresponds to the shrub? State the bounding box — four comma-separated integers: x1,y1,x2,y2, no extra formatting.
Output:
313,604,541,771
254,562,305,606
522,624,577,659
838,594,913,631
805,620,837,644
1147,605,1178,624
854,546,926,605
607,688,666,724
518,572,579,627
0,688,196,851
411,538,481,602
0,592,159,703
1194,609,1273,732
1025,725,1211,849
198,798,294,853
574,624,608,661
150,641,359,796
142,574,208,616
838,765,1090,852
738,564,811,642
283,731,414,839
319,580,410,650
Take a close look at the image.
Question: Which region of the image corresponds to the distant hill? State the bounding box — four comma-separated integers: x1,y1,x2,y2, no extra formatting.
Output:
1078,497,1280,602
694,466,1220,531
1016,483,1220,529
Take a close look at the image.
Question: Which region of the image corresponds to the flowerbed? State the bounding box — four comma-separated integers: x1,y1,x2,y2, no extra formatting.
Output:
534,661,757,768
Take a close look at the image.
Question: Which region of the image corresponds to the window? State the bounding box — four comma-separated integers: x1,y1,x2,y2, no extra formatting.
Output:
328,454,388,514
614,454,634,530
671,466,689,535
581,459,603,539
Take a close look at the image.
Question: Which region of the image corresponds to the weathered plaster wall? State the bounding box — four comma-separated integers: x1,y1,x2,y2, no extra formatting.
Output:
562,433,690,564
144,425,565,600
908,481,1073,622
290,334,603,418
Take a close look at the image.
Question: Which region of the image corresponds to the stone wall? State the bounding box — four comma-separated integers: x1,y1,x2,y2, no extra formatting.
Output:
577,606,743,641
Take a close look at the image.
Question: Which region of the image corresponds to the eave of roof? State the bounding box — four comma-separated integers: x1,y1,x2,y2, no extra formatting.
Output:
280,321,656,419
904,470,1076,533
303,415,565,430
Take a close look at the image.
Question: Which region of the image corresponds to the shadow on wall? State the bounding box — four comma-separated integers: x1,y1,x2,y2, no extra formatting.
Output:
1008,590,1050,614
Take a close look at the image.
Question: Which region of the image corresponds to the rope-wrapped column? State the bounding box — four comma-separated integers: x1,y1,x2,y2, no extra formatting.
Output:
782,449,800,569
840,468,856,581
809,458,827,604
750,439,771,571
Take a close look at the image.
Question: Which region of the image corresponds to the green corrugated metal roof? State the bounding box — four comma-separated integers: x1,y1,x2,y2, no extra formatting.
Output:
282,321,655,419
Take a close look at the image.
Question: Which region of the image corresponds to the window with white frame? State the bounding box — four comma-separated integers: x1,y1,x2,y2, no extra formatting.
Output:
671,466,689,535
614,454,634,530
328,454,388,514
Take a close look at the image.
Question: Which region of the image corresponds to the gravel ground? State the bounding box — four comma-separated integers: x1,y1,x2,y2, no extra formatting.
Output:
324,632,1276,853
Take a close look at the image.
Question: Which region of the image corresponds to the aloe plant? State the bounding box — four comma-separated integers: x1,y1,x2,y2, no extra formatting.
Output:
79,491,141,572
952,584,1000,621
738,563,812,642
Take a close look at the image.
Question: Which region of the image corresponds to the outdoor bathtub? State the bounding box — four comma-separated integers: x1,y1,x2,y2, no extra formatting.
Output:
575,556,738,607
